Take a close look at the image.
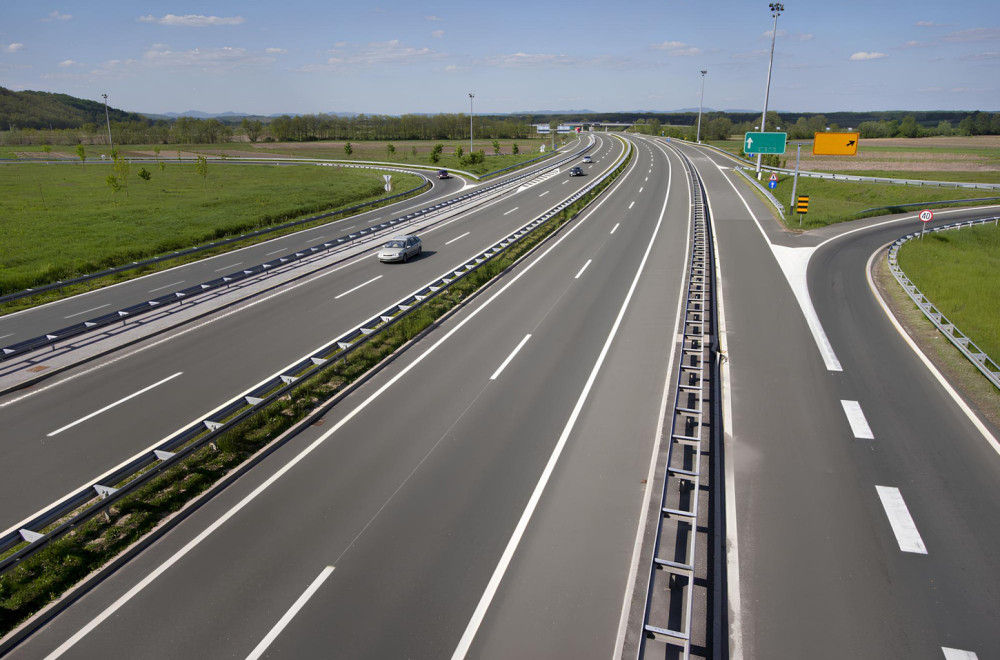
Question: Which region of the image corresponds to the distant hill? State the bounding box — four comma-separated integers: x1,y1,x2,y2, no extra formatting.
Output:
0,87,146,130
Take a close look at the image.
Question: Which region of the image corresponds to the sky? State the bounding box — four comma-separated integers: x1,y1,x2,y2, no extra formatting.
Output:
1,1,998,116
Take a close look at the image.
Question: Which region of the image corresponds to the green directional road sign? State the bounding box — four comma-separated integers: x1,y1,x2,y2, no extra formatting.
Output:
743,132,787,155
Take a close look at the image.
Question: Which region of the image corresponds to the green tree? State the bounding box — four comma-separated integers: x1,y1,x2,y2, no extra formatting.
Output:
105,174,122,205
512,143,519,155
153,145,161,162
112,153,130,197
344,142,353,157
241,118,263,143
454,145,463,159
898,115,919,138
410,146,417,158
42,144,52,160
76,143,86,165
138,167,151,181
195,155,208,189
386,143,395,158
492,139,501,156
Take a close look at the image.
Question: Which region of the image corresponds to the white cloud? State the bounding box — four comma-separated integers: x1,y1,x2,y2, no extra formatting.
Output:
900,40,934,49
651,41,686,50
432,30,444,39
302,40,444,72
138,14,245,27
849,51,888,60
444,64,464,73
943,28,1000,43
57,59,77,67
426,15,443,21
140,44,274,69
484,52,627,69
43,10,72,21
961,51,1000,61
333,41,349,48
791,33,813,42
915,21,948,27
651,41,700,56
264,47,287,54
5,43,25,53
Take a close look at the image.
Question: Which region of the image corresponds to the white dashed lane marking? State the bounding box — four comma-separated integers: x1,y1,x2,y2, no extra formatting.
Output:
840,400,874,439
875,486,928,554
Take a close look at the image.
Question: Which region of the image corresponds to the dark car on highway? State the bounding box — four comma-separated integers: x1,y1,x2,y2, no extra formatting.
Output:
437,169,451,179
569,166,584,176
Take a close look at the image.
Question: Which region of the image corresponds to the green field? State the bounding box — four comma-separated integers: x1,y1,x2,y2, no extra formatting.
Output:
0,161,422,295
766,175,998,228
896,222,1000,363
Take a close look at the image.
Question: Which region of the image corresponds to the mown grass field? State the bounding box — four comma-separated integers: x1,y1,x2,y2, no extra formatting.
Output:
767,176,998,228
896,222,1000,363
0,161,421,294
1,136,574,177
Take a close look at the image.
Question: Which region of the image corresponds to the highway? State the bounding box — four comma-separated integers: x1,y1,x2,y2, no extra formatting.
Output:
670,139,1000,659
0,137,622,548
8,135,695,658
3,130,998,660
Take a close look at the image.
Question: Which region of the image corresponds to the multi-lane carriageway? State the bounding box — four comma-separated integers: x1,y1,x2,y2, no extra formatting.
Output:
2,134,998,659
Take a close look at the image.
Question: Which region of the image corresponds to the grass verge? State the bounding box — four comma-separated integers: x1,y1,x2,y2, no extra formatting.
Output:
0,139,632,638
895,222,1000,361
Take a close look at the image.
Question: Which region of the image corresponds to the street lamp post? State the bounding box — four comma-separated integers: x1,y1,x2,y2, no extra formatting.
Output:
468,93,475,156
102,93,114,156
696,70,708,144
756,2,783,179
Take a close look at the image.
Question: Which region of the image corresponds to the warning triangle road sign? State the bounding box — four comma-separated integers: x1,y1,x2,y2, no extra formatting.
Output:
768,173,777,182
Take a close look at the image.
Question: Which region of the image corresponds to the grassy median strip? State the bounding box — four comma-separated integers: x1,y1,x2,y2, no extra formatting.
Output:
0,141,632,638
896,222,1000,362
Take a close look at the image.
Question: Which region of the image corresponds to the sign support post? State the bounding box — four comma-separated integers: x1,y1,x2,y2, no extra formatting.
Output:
790,143,802,214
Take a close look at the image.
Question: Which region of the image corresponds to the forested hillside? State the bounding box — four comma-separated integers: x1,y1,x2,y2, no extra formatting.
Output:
0,87,144,130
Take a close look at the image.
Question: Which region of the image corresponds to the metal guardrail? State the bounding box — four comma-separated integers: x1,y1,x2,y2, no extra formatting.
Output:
733,166,786,218
640,147,717,657
887,216,1000,389
0,135,628,575
0,140,596,364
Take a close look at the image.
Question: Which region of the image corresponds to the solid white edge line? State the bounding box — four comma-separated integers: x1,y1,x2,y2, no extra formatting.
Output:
333,275,382,300
864,247,1000,458
47,372,183,437
245,566,335,660
875,485,928,554
840,400,875,440
445,232,470,246
489,334,531,381
712,158,843,371
613,139,681,658
63,304,110,319
452,138,653,660
44,136,635,659
574,259,592,280
610,223,620,235
941,647,979,660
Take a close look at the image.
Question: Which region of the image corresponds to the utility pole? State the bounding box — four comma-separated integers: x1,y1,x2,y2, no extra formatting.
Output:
102,93,114,156
756,3,783,179
468,93,475,156
696,70,708,143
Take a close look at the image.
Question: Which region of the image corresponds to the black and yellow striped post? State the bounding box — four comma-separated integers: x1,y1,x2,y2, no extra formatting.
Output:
796,195,809,226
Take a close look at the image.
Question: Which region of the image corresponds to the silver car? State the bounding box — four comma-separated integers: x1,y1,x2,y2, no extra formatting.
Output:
378,235,422,263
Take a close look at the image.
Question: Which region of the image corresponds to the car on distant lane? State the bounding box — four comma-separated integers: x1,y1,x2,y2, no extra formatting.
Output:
569,166,584,176
582,155,593,163
378,235,422,263
437,169,451,179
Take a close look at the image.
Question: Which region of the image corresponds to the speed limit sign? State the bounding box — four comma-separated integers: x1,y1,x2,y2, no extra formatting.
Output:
919,209,933,238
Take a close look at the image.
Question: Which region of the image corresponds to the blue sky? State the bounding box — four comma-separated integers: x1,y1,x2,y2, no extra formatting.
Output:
2,1,997,116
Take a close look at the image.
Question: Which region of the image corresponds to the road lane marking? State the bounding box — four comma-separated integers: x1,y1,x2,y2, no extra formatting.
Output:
0,333,14,341
265,248,285,256
610,223,620,235
942,649,978,660
455,144,663,659
539,190,550,197
639,186,644,193
840,400,874,439
214,262,242,272
561,180,569,185
40,137,639,659
503,207,519,216
47,372,183,437
875,486,928,554
148,280,185,293
574,259,592,279
334,275,382,300
628,201,635,209
246,566,335,660
64,304,110,320
446,232,470,245
490,334,531,381
309,235,327,243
